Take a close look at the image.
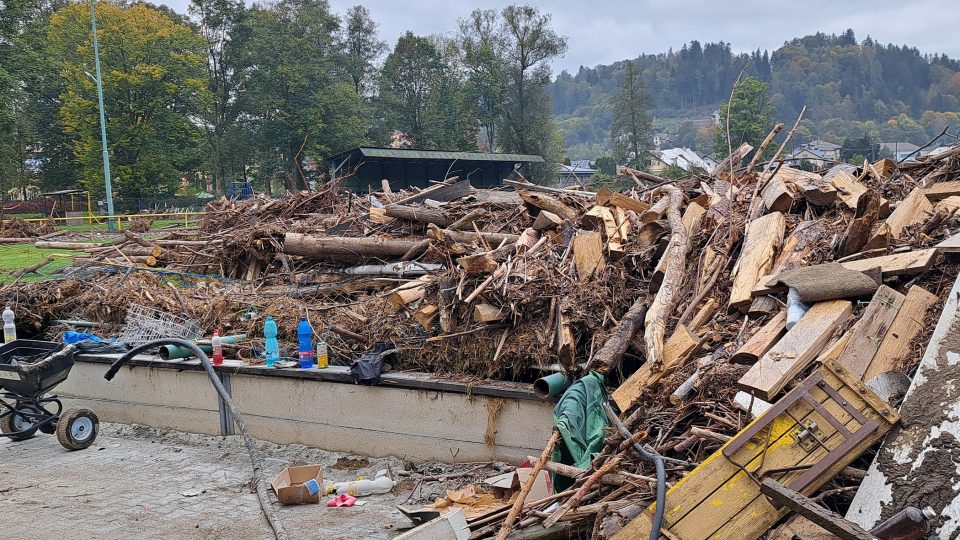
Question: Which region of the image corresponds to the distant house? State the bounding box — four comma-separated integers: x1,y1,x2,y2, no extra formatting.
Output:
557,163,597,188
649,147,718,174
926,144,958,158
786,139,842,168
880,142,920,161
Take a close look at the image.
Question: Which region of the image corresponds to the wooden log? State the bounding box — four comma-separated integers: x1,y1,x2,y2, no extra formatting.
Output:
643,185,690,369
748,295,781,318
427,227,519,247
839,190,882,257
766,262,880,303
383,204,452,226
586,301,648,374
282,233,426,263
367,206,390,224
413,304,439,329
776,167,837,206
385,276,432,311
391,178,469,205
0,237,35,244
687,298,718,333
729,211,786,312
840,248,938,277
836,285,905,379
595,187,650,213
611,324,699,411
532,210,563,231
760,479,875,540
738,300,853,400
923,180,960,201
122,230,159,249
457,252,499,274
448,208,486,231
731,310,787,364
829,170,890,214
473,304,506,323
863,285,937,382
572,231,605,281
556,301,577,366
518,190,579,221
11,256,56,278
760,175,796,213
34,241,105,250
502,178,595,197
636,220,669,247
495,430,562,540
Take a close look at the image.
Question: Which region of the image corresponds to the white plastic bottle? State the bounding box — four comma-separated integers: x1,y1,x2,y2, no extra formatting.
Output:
2,306,15,343
330,470,396,496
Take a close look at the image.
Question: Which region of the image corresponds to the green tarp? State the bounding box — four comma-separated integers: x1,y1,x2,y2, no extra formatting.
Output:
551,371,609,490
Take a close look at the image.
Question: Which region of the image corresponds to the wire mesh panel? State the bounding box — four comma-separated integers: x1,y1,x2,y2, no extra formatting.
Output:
119,304,202,347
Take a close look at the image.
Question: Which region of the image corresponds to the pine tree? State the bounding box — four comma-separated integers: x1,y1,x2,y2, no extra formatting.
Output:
610,62,653,168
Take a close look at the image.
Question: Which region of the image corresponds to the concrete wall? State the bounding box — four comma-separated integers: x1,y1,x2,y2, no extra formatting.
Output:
56,362,555,463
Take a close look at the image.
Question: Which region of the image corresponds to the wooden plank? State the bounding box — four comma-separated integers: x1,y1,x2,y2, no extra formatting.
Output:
473,304,507,323
571,231,605,281
866,187,933,249
935,230,960,252
687,298,718,333
731,310,787,364
729,211,786,312
595,187,650,214
760,479,875,540
611,325,698,411
680,202,706,236
863,285,938,382
923,180,960,201
840,248,938,276
836,286,905,379
738,300,853,400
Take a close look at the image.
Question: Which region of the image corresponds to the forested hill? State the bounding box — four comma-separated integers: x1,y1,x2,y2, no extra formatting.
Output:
550,31,960,159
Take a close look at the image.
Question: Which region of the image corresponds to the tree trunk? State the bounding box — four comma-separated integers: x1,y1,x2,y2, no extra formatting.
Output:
282,233,428,263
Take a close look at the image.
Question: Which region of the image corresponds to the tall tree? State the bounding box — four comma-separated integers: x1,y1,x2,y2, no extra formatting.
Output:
714,76,776,159
49,2,210,207
611,62,653,168
457,9,506,151
378,32,447,148
341,5,386,95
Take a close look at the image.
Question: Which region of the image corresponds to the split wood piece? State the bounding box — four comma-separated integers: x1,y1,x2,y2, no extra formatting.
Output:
713,142,754,177
760,175,796,213
839,190,882,257
611,324,699,411
863,285,938,382
680,202,706,237
749,295,781,317
368,207,392,224
774,167,838,206
495,429,561,540
426,226,519,247
383,204,452,227
391,178,469,205
643,185,690,370
923,180,960,201
731,310,787,364
586,301,648,374
872,158,897,179
829,170,890,215
766,263,880,303
517,190,579,222
532,210,563,231
595,187,650,214
687,298,718,333
556,304,576,366
638,195,671,224
542,455,623,528
760,479,875,540
282,233,427,263
836,285,905,379
413,304,439,329
635,220,668,247
385,276,432,312
728,211,785,312
738,300,853,400
458,252,500,274
840,248,938,277
865,187,933,250
583,206,624,241
447,208,486,231
438,278,456,333
572,231,605,281
474,304,507,323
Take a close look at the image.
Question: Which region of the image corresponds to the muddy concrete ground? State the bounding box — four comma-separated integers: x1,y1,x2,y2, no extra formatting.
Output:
0,423,494,539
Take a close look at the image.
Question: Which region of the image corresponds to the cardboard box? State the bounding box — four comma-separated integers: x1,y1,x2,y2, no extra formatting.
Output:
271,464,323,505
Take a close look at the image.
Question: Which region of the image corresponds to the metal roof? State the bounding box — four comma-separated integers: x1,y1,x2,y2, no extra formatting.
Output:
328,147,545,163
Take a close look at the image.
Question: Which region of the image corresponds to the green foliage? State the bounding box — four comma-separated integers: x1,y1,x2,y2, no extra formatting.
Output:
841,135,880,162
714,77,776,159
594,155,617,175
660,164,690,179
341,5,386,95
611,62,653,168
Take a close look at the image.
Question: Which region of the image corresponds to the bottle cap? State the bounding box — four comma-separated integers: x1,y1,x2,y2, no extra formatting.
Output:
922,506,937,520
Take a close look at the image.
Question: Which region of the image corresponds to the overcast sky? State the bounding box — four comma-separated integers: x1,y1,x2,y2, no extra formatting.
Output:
158,0,960,74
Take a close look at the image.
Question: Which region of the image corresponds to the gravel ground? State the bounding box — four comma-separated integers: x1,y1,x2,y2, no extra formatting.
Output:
0,423,435,539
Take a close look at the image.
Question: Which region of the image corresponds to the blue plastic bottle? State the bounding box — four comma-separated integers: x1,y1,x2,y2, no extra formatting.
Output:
264,316,279,367
297,316,314,369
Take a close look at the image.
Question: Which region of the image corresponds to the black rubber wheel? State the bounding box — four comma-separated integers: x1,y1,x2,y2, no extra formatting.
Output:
0,405,40,441
56,407,99,450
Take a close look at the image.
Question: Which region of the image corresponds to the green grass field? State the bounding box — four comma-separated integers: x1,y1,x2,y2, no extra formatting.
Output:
0,244,82,284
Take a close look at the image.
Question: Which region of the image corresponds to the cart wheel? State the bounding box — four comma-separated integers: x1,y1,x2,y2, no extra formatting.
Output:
56,407,99,451
0,406,40,441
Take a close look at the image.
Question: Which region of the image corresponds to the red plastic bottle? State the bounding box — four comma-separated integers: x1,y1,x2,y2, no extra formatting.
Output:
211,329,224,366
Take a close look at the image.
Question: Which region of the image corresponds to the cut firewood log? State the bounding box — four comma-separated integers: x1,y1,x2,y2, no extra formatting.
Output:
385,276,432,312
731,310,787,364
680,202,707,236
862,285,938,382
518,190,579,221
829,169,890,214
532,210,563,230
612,324,699,411
738,300,853,400
571,231,605,281
836,285,905,379
473,304,507,323
643,185,690,370
556,303,576,366
595,187,650,213
384,204,452,226
413,304,438,329
839,190,882,256
773,167,837,206
728,211,785,312
865,186,933,249
760,175,796,213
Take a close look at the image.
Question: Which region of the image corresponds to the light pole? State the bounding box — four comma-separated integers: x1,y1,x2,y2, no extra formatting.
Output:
89,0,115,231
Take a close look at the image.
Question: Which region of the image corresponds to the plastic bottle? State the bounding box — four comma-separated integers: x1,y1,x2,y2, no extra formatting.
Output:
2,306,15,343
211,329,224,366
263,316,279,367
316,337,328,369
869,506,936,540
297,316,313,369
328,470,396,496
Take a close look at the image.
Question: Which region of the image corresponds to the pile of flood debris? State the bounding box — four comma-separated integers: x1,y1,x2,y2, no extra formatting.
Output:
4,135,960,537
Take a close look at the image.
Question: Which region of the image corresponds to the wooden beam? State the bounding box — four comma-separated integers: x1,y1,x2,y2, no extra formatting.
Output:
840,248,938,276
731,311,787,364
595,187,650,213
863,285,938,382
738,300,853,400
729,211,786,312
836,285,905,379
572,231,605,281
760,479,875,540
611,324,699,411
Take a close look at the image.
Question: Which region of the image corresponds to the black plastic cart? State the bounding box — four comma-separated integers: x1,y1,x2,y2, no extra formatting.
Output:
0,340,99,450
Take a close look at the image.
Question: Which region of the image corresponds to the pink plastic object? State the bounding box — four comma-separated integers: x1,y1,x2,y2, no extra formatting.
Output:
326,494,356,508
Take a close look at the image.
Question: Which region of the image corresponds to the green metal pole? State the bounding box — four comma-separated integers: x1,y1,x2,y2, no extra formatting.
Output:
90,0,115,231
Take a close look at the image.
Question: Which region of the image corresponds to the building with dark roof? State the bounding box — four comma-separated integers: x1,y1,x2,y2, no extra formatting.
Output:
326,147,546,191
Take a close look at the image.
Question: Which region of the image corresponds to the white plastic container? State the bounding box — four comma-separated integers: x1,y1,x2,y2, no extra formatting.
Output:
2,306,15,343
329,470,396,496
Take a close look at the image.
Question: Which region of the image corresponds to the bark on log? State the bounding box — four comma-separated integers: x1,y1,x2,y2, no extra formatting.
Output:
384,204,452,227
586,302,649,373
426,226,519,247
518,190,579,221
643,185,689,369
282,232,427,263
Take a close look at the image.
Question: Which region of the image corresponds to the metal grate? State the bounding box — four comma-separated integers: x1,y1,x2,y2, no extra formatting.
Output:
119,304,202,347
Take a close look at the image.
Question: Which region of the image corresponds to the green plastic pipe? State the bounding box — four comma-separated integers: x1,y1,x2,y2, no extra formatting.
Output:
533,373,571,400
158,335,244,360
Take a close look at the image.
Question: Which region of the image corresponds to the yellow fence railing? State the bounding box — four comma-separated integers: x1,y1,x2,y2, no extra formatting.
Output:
21,211,203,230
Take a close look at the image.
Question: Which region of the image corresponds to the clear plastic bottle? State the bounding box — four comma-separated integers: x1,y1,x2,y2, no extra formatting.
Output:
211,329,224,366
316,337,328,369
870,506,936,540
329,471,396,496
2,306,15,343
263,316,279,367
297,316,313,369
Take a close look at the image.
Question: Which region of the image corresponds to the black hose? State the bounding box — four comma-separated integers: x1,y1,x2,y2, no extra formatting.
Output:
105,339,288,540
603,401,665,540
